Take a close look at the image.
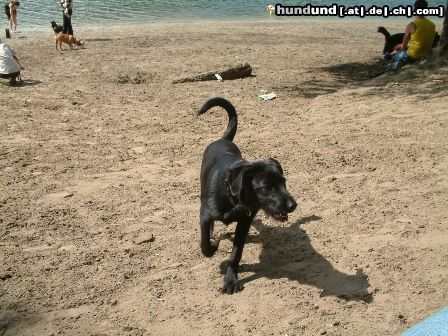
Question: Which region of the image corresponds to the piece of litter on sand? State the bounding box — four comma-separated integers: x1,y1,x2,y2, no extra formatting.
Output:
259,92,277,100
215,74,223,81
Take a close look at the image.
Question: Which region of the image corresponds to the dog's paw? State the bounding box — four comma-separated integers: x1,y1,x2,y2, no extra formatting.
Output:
222,278,244,294
208,240,219,256
222,270,244,294
201,239,219,257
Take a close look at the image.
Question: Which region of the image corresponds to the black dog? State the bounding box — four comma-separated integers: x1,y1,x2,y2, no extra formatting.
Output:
51,21,63,35
378,26,440,54
197,97,297,294
378,26,405,54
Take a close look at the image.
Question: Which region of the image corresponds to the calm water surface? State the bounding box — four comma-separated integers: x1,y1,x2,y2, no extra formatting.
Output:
3,0,446,31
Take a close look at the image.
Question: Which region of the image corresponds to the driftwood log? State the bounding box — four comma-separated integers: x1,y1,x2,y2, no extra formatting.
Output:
172,63,252,84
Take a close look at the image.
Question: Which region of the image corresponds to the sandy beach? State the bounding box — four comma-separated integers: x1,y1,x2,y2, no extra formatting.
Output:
1,19,448,335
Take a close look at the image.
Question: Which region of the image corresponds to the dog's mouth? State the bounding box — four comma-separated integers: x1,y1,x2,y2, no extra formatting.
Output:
264,209,288,222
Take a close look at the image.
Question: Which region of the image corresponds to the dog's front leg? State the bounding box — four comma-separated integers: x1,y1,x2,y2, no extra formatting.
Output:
223,218,252,294
200,210,219,257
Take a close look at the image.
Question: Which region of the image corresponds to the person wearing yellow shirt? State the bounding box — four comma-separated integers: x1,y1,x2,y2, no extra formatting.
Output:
386,0,436,72
394,0,436,59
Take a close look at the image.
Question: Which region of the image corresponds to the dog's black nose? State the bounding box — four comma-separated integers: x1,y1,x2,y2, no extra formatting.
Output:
286,199,297,212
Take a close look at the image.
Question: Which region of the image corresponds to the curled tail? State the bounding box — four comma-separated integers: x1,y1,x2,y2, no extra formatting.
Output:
197,97,238,142
377,26,391,39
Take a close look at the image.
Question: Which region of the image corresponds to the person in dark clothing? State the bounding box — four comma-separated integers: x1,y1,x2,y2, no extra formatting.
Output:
60,0,73,35
4,2,11,20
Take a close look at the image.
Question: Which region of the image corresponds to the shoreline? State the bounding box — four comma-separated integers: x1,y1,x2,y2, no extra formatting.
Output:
10,15,444,33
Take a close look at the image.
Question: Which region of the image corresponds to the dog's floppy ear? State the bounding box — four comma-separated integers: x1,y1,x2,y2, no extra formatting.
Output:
264,158,283,175
228,162,253,197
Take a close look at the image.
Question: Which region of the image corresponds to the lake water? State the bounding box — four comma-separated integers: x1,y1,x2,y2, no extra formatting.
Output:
3,0,446,31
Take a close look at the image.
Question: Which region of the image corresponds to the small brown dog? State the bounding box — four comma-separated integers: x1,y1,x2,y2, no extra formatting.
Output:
55,33,85,51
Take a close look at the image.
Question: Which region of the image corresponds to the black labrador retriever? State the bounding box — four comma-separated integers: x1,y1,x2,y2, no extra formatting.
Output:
197,97,297,294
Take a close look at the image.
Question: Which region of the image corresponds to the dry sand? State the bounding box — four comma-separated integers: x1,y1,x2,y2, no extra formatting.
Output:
1,19,447,336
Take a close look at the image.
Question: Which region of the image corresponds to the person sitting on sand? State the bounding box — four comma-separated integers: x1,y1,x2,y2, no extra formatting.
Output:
385,0,436,72
0,37,24,86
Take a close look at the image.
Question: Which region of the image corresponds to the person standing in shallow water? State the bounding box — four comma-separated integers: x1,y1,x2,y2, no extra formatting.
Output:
60,0,73,35
8,0,20,32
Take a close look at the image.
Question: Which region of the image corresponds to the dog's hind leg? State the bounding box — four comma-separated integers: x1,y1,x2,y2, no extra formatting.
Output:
200,210,219,257
223,217,253,294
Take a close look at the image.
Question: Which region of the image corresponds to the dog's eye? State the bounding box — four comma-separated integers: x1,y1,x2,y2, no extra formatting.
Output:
257,184,275,192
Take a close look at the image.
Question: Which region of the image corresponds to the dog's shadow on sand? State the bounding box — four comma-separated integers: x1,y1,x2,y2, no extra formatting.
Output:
221,215,372,302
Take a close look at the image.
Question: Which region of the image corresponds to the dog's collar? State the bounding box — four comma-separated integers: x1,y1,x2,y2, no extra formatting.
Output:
225,175,252,217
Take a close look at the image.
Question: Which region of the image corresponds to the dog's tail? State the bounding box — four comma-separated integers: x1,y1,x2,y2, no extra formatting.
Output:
377,26,390,39
197,97,237,142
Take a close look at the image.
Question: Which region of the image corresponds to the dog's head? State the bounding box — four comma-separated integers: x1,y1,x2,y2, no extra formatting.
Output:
51,21,57,28
227,158,297,221
75,38,85,48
